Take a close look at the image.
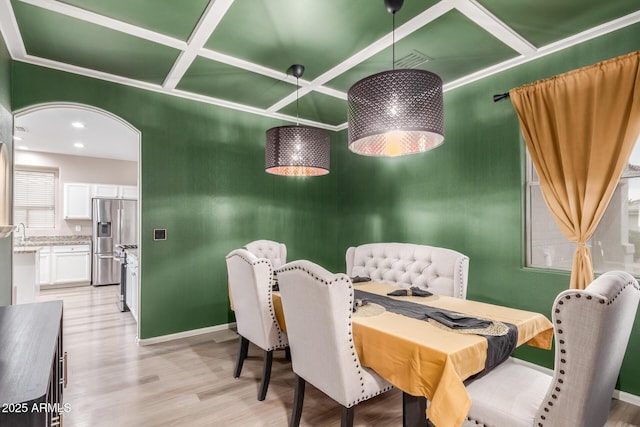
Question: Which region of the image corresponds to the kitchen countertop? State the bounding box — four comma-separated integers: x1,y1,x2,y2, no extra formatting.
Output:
13,248,39,254
14,235,92,247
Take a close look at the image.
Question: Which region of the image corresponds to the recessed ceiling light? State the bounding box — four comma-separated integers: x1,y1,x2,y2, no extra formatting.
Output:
13,135,22,141
16,145,29,150
72,121,85,129
74,142,84,148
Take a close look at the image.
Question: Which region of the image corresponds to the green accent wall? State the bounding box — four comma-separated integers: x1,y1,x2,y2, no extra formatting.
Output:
8,22,640,396
0,32,13,306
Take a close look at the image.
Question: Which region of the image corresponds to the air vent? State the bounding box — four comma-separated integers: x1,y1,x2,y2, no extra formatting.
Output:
15,126,28,133
394,50,432,69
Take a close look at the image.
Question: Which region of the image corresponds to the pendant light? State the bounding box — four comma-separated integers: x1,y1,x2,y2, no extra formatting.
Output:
265,64,330,176
347,0,444,157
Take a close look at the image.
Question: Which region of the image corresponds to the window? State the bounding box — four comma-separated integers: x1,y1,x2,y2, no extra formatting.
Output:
526,138,640,276
14,169,56,228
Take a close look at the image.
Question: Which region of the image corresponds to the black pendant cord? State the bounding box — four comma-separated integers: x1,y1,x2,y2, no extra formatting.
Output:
295,76,300,126
287,64,305,125
392,12,395,69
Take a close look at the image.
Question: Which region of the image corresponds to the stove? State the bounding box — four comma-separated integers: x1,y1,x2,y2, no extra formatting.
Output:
115,244,138,259
116,244,137,312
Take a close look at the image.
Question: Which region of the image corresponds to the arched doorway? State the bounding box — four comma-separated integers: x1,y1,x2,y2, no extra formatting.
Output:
12,102,141,336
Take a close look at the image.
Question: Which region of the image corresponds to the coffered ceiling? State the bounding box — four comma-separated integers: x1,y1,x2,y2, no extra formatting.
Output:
1,0,640,132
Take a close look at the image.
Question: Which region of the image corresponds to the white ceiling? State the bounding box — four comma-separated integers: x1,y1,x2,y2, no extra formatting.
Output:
14,106,139,162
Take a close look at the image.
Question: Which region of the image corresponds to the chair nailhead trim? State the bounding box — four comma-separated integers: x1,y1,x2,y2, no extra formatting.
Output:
277,264,393,407
537,281,640,424
228,254,287,350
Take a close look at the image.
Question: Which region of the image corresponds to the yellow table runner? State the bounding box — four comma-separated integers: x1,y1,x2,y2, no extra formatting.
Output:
271,281,553,427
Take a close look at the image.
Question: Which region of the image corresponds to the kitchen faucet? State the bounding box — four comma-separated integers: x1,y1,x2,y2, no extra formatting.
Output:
16,222,26,244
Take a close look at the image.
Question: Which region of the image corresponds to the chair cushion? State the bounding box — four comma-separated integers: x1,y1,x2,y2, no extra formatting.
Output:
465,359,551,427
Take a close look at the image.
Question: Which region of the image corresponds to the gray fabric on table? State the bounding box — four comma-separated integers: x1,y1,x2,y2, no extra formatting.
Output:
354,289,518,377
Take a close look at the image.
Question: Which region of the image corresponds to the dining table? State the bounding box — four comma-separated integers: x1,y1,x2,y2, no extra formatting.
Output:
271,280,554,427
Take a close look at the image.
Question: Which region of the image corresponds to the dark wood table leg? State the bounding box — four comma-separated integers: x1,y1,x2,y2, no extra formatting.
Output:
402,392,431,427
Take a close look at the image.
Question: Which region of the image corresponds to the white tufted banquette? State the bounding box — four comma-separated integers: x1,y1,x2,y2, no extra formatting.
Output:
345,242,470,299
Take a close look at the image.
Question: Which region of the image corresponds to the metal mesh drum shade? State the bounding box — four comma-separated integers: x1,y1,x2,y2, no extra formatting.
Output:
347,69,444,157
265,125,330,176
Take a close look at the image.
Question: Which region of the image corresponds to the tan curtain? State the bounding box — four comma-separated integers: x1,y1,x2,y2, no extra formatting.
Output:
510,50,640,289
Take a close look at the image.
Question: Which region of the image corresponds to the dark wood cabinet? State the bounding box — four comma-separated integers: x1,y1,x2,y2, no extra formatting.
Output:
0,301,66,426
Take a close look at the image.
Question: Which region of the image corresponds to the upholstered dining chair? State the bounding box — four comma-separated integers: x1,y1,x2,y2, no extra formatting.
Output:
225,248,288,401
276,260,394,427
463,270,640,427
244,239,287,269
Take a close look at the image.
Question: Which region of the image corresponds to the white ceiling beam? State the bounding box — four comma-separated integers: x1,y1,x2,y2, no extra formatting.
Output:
443,9,640,92
17,0,187,50
453,0,536,55
537,9,640,57
0,0,26,57
20,54,165,92
310,0,457,89
266,0,456,114
163,0,235,89
198,48,307,87
12,54,340,132
171,88,339,131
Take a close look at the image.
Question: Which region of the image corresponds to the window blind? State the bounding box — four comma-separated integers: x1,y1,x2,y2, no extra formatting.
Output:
14,170,56,228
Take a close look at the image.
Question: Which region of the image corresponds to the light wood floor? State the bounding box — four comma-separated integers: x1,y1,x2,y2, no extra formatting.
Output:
39,285,640,427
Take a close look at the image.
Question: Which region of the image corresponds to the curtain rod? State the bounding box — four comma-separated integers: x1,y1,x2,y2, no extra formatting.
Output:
493,92,510,102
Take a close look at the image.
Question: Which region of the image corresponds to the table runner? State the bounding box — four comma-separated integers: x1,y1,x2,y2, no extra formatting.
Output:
354,289,518,380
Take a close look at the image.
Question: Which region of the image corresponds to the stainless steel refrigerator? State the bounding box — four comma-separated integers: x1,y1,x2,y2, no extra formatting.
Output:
92,198,137,286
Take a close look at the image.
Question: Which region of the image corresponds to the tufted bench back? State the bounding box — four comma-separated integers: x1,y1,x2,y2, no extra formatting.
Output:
345,242,469,299
243,240,287,269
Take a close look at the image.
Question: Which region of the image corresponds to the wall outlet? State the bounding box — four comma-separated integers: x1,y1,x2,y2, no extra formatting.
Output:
75,225,81,232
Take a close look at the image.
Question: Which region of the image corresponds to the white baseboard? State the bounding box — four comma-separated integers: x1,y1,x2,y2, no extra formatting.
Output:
137,322,237,346
510,356,554,375
614,390,640,406
510,357,640,406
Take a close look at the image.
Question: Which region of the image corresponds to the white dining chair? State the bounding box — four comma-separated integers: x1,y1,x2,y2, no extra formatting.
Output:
243,239,287,269
463,270,640,427
276,259,394,427
225,248,288,401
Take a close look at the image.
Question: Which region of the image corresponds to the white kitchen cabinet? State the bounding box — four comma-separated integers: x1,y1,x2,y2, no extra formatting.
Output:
39,245,91,286
92,184,119,198
52,245,91,285
13,249,40,304
63,183,92,219
118,185,138,199
39,247,51,285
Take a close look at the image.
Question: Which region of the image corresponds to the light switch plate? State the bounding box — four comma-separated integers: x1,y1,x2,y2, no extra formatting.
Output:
153,228,167,240
75,225,81,232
